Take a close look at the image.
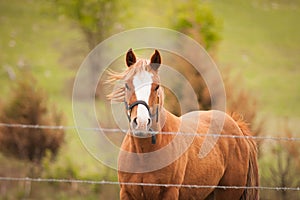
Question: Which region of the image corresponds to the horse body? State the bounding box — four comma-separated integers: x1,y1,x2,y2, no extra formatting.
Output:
118,109,257,200
108,49,259,200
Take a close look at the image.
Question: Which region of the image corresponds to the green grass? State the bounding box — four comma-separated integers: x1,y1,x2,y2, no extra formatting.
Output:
0,0,85,100
209,0,300,118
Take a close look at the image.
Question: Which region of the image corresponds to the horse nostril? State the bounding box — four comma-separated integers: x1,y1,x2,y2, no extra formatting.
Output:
147,118,151,126
132,117,138,128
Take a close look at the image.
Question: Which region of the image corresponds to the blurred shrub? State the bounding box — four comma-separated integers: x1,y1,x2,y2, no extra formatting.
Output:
259,121,300,200
161,51,263,153
0,76,64,163
222,72,264,148
171,0,222,51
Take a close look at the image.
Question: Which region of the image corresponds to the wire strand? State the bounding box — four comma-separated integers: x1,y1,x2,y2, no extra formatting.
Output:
0,122,299,141
0,176,299,191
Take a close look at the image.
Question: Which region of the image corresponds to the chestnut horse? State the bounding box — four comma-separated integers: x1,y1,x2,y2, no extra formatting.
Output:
107,49,259,200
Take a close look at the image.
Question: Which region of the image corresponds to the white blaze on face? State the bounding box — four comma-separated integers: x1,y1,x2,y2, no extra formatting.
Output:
132,70,153,128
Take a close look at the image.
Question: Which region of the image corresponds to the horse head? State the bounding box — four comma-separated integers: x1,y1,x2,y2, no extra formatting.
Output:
124,49,162,138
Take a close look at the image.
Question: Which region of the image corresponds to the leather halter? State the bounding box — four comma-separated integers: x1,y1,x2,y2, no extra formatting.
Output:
124,100,159,144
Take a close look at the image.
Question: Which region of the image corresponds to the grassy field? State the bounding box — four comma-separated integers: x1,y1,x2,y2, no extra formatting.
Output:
0,0,299,199
209,0,300,127
207,0,300,137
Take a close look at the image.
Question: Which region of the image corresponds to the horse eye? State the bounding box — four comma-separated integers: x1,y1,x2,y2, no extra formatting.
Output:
154,85,160,91
125,83,130,90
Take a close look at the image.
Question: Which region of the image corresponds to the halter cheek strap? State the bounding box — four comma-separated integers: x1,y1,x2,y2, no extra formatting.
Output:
124,99,159,144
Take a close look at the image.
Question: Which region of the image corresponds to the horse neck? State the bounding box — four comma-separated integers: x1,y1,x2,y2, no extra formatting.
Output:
129,108,180,153
160,108,180,133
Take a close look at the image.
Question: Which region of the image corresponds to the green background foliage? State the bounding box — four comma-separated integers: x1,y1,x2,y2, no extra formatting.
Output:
0,0,299,199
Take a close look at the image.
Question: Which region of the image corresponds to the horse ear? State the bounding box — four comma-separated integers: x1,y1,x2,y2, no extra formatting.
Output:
126,48,136,67
150,50,161,71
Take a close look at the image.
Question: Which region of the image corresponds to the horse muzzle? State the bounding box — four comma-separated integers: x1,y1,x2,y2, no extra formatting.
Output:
131,117,152,138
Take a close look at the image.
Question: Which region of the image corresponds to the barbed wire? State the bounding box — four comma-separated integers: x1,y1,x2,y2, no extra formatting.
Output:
0,176,299,192
0,123,300,192
0,122,299,141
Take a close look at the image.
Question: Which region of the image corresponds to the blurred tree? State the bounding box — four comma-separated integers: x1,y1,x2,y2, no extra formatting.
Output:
167,0,263,146
166,0,222,113
53,0,129,99
171,0,222,51
0,75,64,163
54,0,128,49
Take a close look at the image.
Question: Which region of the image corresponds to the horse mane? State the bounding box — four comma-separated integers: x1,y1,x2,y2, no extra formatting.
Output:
106,58,154,102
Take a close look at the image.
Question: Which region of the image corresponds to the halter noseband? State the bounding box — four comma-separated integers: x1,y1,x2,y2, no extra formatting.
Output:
124,100,159,144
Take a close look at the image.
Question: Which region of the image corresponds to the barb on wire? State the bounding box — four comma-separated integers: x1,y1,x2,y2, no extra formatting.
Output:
0,122,300,141
0,176,299,192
